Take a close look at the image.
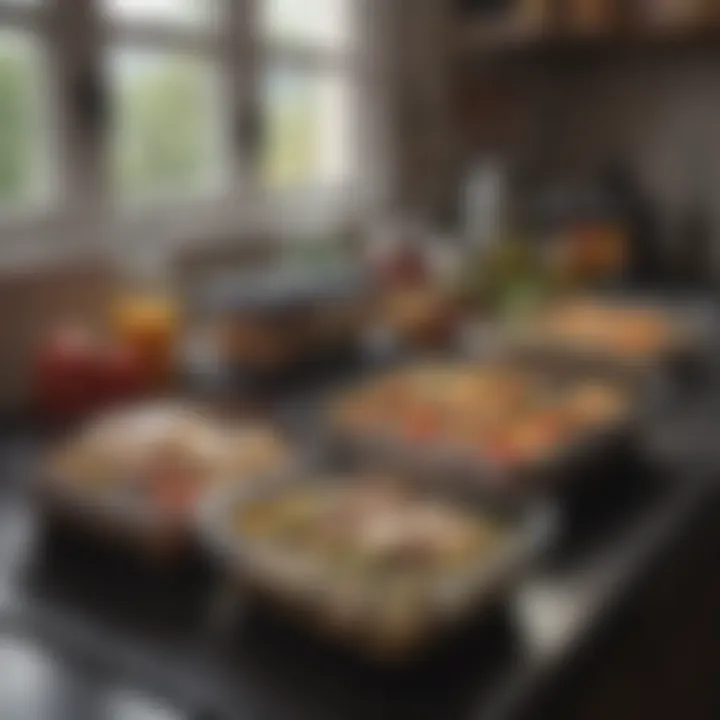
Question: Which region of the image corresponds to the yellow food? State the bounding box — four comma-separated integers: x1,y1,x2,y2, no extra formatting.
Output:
236,478,502,580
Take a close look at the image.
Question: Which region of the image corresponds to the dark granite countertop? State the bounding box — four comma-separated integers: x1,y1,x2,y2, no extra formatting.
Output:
0,372,718,720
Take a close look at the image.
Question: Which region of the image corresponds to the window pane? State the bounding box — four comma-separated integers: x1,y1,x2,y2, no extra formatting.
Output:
0,31,46,208
103,0,215,27
262,0,353,49
109,50,225,199
263,68,352,189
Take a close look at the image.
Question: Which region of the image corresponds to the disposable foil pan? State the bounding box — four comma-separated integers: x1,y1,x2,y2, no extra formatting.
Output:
324,361,668,502
197,470,556,659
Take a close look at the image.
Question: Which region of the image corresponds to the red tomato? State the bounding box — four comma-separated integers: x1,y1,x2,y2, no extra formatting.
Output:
374,247,428,289
95,343,147,406
36,325,96,377
34,325,102,424
35,327,153,424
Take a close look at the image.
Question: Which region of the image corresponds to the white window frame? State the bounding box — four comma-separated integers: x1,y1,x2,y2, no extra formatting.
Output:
0,0,381,268
257,0,363,222
97,1,242,232
75,0,253,261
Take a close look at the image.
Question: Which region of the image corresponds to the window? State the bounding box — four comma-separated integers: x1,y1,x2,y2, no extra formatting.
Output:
263,68,352,188
109,50,225,199
0,0,50,213
104,0,214,28
103,0,226,202
262,0,353,50
0,31,46,208
261,0,356,190
0,0,40,7
0,0,369,249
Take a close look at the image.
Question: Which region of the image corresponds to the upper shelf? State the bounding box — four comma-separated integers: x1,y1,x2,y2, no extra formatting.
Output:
455,12,720,58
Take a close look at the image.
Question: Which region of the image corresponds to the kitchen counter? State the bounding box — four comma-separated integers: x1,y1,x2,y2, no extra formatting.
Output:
0,377,718,720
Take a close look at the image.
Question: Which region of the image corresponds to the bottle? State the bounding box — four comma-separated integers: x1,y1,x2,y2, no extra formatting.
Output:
674,205,713,290
462,158,507,256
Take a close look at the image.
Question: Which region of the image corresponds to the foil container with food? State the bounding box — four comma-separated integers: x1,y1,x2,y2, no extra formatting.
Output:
200,471,554,658
499,297,712,378
40,403,291,557
327,362,641,496
200,267,371,376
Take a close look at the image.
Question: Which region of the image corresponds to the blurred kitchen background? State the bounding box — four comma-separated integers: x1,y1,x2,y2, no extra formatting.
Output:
1,3,720,720
1,0,720,414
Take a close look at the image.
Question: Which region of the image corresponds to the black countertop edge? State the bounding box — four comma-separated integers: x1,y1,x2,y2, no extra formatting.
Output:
0,422,718,720
481,470,715,720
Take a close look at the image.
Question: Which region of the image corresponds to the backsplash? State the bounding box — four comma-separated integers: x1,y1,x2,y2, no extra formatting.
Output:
522,46,720,276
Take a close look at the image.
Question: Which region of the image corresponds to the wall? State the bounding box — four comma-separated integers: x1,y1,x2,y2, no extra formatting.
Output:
391,0,720,261
534,46,720,259
443,44,720,272
387,0,458,220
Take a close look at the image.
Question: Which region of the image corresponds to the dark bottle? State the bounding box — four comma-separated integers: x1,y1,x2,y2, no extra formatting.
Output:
598,165,663,288
673,205,714,291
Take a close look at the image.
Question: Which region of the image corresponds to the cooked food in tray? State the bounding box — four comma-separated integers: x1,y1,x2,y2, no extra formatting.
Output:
218,474,532,655
520,300,685,362
331,364,631,471
206,267,370,374
237,479,499,581
46,404,289,522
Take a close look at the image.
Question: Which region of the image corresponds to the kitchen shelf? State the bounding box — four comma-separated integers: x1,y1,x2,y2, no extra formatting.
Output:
456,18,720,58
